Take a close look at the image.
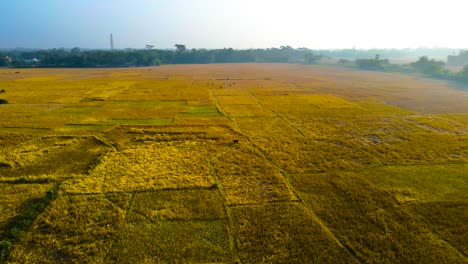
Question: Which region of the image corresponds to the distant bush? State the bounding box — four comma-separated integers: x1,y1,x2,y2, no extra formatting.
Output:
458,65,468,83
0,99,8,104
355,55,390,70
338,58,350,64
410,56,447,78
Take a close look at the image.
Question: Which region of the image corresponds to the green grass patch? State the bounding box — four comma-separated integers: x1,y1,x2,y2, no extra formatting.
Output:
178,105,223,117
358,164,468,202
110,100,187,106
63,124,111,131
52,107,100,115
96,118,174,126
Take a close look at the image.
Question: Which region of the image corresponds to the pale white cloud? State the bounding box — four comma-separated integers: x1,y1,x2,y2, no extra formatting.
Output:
1,0,466,49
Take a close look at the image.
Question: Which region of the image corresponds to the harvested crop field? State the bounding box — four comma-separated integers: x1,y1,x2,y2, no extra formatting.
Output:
0,64,467,263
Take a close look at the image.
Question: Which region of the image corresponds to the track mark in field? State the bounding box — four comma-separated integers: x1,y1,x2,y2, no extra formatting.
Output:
226,199,302,207
208,89,249,139
355,161,468,171
251,145,301,202
248,90,306,137
102,191,135,263
270,109,306,137
125,192,136,221
202,146,239,263
431,231,468,258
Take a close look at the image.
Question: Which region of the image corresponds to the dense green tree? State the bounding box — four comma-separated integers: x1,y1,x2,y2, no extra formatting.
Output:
175,44,187,53
304,53,322,64
338,58,351,64
0,46,322,67
0,54,7,66
355,55,389,70
410,56,446,77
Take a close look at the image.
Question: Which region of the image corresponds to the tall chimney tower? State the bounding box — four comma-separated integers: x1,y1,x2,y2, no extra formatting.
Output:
110,33,114,50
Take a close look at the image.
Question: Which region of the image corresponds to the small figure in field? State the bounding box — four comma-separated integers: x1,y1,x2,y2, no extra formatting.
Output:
233,139,239,144
0,89,5,93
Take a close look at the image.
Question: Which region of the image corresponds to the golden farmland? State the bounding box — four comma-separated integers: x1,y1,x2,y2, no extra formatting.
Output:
0,64,467,263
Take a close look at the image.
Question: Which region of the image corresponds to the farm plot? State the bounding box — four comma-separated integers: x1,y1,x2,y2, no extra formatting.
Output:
95,142,215,192
105,189,232,262
220,104,275,117
207,143,297,205
7,192,123,263
106,219,231,263
358,164,468,202
254,136,379,173
289,172,467,263
231,203,357,263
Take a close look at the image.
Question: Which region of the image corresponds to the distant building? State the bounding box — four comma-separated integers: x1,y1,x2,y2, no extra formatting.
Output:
24,58,40,64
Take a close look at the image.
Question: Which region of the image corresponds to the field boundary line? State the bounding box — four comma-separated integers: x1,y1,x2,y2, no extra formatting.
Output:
251,141,364,264
426,228,468,258
209,88,251,140
202,146,240,263
248,90,306,137
270,109,306,137
283,161,468,175
66,185,218,196
226,199,301,207
355,161,468,172
102,191,136,263
402,201,468,258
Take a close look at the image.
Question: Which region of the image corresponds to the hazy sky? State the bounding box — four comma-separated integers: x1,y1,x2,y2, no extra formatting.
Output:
1,0,467,49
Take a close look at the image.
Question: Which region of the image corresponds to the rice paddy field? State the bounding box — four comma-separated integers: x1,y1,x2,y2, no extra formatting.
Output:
0,64,467,263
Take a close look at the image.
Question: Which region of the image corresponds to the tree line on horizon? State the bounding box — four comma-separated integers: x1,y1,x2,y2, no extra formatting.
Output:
0,45,322,68
1,46,467,84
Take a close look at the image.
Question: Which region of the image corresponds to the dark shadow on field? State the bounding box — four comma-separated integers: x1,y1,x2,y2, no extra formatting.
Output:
0,185,58,262
0,136,109,179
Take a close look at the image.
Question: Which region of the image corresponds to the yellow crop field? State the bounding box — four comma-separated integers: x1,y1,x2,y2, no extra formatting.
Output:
0,64,467,263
